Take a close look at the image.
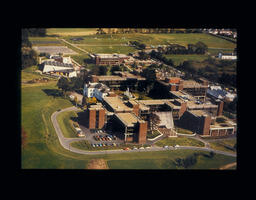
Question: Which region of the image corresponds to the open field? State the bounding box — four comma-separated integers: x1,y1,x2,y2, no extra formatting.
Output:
29,37,62,46
155,136,205,147
79,45,137,54
46,28,98,36
164,54,210,66
62,33,236,49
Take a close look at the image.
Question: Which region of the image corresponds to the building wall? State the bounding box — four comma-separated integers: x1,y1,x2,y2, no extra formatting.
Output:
200,115,211,135
98,109,105,129
217,101,224,116
137,121,147,144
88,110,96,129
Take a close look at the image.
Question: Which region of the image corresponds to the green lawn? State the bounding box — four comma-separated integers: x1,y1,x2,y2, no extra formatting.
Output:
107,149,236,169
155,136,204,147
79,45,136,54
208,140,236,154
176,127,194,135
56,110,81,138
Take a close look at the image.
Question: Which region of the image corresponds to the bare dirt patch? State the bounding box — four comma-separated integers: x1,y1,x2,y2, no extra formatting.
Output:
87,159,109,169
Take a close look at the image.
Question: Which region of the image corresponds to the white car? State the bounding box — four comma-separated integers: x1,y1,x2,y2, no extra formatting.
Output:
164,145,169,148
175,145,180,148
139,147,144,150
145,146,151,149
133,147,138,150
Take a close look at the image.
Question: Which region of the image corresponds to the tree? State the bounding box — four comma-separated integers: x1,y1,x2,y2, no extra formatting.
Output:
195,41,208,54
21,47,38,69
57,77,70,97
110,65,121,74
99,65,108,75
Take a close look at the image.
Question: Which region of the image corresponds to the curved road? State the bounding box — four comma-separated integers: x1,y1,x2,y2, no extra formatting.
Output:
51,106,236,157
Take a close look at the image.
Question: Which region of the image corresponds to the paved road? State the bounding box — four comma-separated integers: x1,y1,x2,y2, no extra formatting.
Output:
51,106,236,157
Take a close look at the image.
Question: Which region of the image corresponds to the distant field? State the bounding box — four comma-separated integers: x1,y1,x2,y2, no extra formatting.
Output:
79,45,137,54
164,54,210,66
29,37,62,46
63,33,236,49
46,28,98,36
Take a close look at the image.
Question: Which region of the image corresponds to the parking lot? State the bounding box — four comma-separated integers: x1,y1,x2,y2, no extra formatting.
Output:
78,124,124,148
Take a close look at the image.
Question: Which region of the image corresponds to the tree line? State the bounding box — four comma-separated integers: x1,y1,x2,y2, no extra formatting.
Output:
21,28,47,69
157,42,208,55
96,28,203,35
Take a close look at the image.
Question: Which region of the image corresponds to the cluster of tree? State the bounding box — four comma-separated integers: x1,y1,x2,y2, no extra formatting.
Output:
178,59,236,87
104,28,202,34
21,127,27,149
21,47,38,69
174,151,215,168
158,42,208,55
21,29,47,69
57,77,84,97
150,50,174,66
90,65,108,75
138,51,150,60
129,41,146,50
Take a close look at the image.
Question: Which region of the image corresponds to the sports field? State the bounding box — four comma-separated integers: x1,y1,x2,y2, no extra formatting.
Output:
164,54,210,66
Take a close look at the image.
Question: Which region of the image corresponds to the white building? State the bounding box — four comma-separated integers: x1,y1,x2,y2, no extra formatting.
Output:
83,82,110,101
42,60,77,78
218,53,237,60
207,86,236,102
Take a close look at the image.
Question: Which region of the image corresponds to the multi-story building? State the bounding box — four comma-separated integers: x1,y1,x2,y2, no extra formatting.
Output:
90,53,130,65
85,103,106,130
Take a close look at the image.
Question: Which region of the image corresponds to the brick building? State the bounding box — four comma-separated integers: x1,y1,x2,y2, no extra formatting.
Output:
86,103,106,130
91,53,130,65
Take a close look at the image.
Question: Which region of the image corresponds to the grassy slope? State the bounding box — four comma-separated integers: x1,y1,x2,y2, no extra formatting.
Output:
155,137,204,147
56,110,80,138
164,54,210,66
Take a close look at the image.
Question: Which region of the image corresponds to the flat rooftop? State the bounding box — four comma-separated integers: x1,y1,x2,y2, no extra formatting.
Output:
187,101,218,109
189,110,209,117
95,53,129,59
95,75,126,81
103,96,133,112
115,112,139,127
88,103,104,110
183,80,208,88
138,99,171,106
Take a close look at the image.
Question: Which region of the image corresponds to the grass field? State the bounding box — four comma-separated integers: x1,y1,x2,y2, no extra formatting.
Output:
176,127,194,135
79,45,137,54
46,28,98,36
107,149,236,169
208,139,236,154
62,33,236,49
155,136,204,147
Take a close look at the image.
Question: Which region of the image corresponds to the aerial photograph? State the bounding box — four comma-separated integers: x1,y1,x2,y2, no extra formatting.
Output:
21,28,237,169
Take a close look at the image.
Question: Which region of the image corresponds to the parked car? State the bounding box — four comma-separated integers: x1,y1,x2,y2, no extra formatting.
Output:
133,147,138,150
175,145,180,148
102,143,105,147
123,147,130,150
113,143,116,146
91,144,95,147
139,147,144,150
145,146,151,149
